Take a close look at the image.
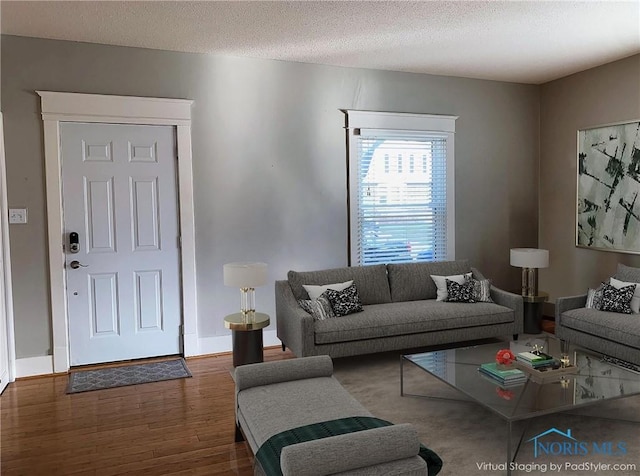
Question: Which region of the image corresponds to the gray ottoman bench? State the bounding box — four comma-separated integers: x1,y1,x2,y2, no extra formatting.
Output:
234,355,442,476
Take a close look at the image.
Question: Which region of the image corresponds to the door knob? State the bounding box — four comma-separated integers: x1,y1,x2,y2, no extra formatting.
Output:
69,260,88,269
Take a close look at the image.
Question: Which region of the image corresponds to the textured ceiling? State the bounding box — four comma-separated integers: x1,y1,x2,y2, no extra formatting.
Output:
1,0,639,84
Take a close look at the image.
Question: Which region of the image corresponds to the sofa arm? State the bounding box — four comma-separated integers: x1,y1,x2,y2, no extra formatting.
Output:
235,355,333,393
555,294,588,322
276,280,316,357
470,267,486,280
490,286,524,334
280,424,424,476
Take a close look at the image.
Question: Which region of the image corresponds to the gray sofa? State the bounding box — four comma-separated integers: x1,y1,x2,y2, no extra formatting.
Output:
235,355,442,475
556,263,640,366
276,260,523,358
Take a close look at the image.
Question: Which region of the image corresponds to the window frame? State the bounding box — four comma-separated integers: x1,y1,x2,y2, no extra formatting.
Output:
345,110,458,266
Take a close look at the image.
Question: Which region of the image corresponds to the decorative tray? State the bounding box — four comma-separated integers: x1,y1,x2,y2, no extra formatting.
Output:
513,361,578,383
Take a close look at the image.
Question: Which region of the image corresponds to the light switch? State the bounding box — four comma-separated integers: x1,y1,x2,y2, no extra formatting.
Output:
9,208,27,224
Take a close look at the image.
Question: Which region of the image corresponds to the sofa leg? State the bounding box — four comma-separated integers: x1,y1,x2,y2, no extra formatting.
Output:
235,423,245,443
281,341,286,352
513,334,519,341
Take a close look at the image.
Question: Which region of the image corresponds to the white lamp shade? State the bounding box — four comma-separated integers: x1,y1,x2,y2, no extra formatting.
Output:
510,248,549,268
223,262,268,288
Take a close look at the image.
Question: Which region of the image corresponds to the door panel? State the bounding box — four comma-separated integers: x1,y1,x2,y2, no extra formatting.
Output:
131,178,160,250
135,270,163,330
61,123,181,366
90,273,119,336
86,177,116,252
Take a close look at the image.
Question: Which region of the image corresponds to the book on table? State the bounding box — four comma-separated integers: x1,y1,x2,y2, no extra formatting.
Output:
478,362,527,384
478,371,526,388
478,368,527,386
516,351,557,369
517,351,553,362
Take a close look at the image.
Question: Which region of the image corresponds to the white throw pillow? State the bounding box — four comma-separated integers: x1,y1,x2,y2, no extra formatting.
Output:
431,273,473,301
303,280,354,300
609,277,640,313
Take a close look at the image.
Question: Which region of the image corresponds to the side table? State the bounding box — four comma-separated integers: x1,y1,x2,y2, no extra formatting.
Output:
224,312,270,367
522,292,548,334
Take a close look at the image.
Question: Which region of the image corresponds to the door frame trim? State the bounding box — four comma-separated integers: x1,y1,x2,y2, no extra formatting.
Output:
38,91,198,373
0,112,17,390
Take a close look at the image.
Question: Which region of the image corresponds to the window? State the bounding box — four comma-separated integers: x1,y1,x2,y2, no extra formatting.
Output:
345,111,457,266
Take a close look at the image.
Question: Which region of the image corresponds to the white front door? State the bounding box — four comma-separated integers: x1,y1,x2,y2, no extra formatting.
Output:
61,123,182,366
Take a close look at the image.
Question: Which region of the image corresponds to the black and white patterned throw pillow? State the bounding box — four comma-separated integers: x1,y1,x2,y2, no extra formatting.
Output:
585,284,605,310
297,294,336,320
465,277,493,303
446,279,476,303
600,282,634,314
323,284,364,317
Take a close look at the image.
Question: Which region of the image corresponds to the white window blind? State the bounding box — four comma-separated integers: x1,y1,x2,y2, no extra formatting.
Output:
345,111,457,266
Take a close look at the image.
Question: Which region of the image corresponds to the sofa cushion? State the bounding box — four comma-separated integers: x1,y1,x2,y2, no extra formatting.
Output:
303,280,353,300
288,265,391,305
609,277,640,313
387,260,471,302
560,308,640,350
237,376,372,447
471,278,493,303
615,263,640,283
445,279,476,303
313,300,513,344
586,284,604,310
431,272,472,301
600,282,634,314
298,296,335,320
235,355,334,392
324,284,364,317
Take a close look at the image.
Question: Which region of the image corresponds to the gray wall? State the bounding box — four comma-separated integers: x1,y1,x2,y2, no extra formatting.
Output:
1,35,539,359
540,54,640,307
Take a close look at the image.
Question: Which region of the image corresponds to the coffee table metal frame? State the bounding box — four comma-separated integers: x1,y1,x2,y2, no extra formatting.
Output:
400,337,640,475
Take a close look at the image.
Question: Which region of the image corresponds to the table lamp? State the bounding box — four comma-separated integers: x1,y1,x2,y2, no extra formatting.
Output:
510,248,549,297
223,262,268,322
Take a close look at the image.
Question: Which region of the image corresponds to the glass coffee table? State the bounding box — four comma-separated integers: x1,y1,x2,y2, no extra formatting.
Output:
401,336,640,474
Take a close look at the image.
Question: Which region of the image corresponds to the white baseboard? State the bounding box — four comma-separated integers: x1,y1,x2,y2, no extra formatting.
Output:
197,329,280,355
263,329,281,347
14,331,281,377
16,355,54,378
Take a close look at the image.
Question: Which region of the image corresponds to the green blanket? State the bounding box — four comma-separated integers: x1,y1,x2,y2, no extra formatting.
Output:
255,416,443,476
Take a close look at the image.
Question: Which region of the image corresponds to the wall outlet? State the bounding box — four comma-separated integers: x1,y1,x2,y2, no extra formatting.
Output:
9,208,27,224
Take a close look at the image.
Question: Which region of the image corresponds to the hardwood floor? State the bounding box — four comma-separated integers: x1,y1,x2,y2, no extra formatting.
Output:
1,348,295,475
1,322,555,475
541,316,556,334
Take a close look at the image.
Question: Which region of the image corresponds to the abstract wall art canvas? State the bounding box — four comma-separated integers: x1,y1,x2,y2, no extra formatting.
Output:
577,120,640,253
